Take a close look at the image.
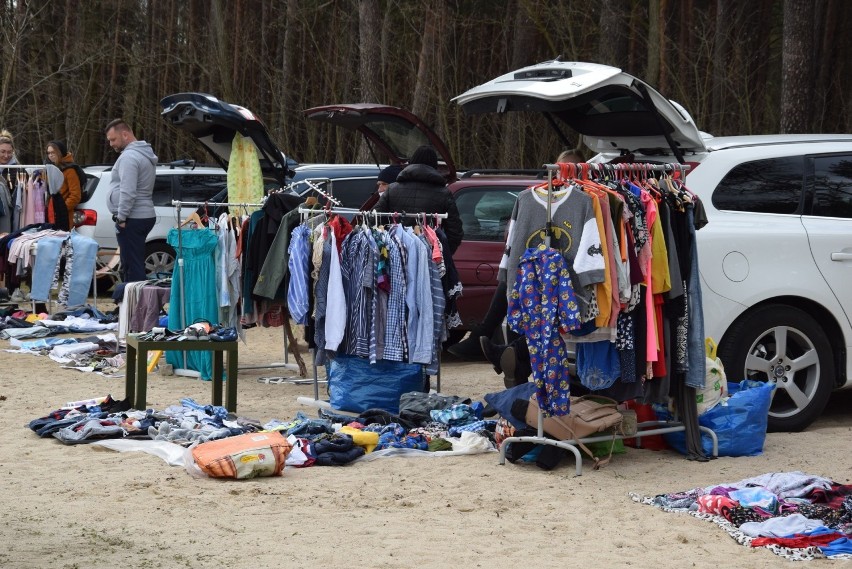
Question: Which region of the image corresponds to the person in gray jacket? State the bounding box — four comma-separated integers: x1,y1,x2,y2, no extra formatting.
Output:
104,119,158,282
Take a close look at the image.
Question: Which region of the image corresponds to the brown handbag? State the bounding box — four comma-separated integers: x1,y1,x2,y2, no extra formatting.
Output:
525,394,625,468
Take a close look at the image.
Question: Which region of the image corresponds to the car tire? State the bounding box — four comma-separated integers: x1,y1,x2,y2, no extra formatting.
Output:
144,241,176,278
717,304,834,433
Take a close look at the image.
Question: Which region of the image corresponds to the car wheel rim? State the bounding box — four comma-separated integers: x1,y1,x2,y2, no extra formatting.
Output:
145,252,174,277
743,325,820,420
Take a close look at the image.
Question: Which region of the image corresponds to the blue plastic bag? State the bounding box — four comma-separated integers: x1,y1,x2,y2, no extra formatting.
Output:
327,354,426,414
660,380,775,457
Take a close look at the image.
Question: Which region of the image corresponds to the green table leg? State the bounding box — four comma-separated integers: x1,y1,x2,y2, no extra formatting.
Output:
212,350,223,407
136,347,149,410
226,348,238,412
125,343,137,406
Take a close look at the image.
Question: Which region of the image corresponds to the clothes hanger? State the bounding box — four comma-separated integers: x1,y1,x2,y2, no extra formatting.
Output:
180,211,204,229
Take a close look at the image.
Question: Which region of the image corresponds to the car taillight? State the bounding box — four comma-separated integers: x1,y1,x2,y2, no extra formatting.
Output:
74,209,97,227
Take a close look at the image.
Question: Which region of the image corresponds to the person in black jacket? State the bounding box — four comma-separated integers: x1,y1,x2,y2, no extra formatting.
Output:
372,145,463,253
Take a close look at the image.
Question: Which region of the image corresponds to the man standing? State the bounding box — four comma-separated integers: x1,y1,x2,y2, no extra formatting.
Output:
105,119,158,282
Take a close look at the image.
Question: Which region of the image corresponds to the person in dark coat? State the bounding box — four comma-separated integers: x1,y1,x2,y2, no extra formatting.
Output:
372,145,464,253
359,163,404,211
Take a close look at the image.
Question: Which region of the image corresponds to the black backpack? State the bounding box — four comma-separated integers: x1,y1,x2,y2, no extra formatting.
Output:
69,163,88,191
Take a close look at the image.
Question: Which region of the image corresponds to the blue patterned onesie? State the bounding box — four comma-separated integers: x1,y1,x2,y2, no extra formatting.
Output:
507,246,582,416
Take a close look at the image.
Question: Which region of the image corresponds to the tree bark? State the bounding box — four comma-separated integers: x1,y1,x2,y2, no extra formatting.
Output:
598,0,629,69
411,0,441,122
780,0,815,133
499,1,539,167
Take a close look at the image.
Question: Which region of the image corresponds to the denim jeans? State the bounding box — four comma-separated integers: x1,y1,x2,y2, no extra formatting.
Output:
116,217,156,282
30,236,66,301
66,233,99,307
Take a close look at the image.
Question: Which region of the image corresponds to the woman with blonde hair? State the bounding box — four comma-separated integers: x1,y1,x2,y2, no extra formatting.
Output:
0,130,16,233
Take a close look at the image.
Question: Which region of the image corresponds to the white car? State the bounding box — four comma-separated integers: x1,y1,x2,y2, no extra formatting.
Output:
455,60,852,431
73,161,229,278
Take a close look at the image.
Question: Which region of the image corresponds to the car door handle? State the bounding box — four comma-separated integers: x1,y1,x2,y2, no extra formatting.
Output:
830,252,852,261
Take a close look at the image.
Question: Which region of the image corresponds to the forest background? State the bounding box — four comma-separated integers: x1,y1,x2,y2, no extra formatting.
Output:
1,0,850,171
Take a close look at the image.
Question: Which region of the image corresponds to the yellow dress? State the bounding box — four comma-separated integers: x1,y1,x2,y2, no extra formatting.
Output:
227,133,264,211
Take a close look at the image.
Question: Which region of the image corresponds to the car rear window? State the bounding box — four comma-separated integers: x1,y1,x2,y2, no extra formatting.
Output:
151,176,175,206
79,175,99,202
810,155,852,218
454,186,521,242
298,177,377,209
176,174,228,203
711,157,804,214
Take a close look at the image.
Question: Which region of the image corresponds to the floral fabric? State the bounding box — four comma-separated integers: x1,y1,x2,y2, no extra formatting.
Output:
507,246,582,417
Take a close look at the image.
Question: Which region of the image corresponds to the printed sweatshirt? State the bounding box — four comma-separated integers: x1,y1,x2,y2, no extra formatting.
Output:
498,186,605,299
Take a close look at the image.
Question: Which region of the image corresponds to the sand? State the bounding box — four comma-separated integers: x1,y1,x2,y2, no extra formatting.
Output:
1,319,850,569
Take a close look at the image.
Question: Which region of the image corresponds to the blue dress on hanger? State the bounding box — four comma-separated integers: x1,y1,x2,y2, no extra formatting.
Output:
166,227,219,380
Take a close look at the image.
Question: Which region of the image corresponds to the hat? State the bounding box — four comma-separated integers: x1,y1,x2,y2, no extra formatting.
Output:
409,145,438,170
49,140,68,157
377,164,403,184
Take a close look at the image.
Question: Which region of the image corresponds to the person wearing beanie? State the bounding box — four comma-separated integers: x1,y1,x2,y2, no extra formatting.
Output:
46,140,83,229
376,163,403,194
357,163,404,210
372,145,464,253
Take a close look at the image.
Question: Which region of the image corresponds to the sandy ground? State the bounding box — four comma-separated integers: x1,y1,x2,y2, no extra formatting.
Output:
1,315,851,569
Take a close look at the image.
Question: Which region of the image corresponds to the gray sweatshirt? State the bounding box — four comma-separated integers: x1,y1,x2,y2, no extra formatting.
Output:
107,140,158,220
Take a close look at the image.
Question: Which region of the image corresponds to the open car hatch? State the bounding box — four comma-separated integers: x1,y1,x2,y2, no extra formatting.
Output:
304,103,457,181
452,60,706,161
160,92,293,185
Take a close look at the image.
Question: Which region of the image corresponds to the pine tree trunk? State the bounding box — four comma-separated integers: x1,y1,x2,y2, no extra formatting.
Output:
780,0,814,133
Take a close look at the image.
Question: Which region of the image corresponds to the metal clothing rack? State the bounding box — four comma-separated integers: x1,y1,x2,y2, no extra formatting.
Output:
285,178,342,206
296,205,450,414
171,199,301,376
0,164,108,314
298,206,449,221
497,162,717,475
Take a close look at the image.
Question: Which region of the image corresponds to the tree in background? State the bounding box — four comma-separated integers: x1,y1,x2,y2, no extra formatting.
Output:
0,0,849,170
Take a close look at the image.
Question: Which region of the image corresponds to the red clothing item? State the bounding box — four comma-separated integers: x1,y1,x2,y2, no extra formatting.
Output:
327,214,353,256
807,484,852,508
751,532,845,549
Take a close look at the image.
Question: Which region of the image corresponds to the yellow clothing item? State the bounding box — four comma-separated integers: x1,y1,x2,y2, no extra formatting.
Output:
227,133,265,212
339,426,379,453
586,190,613,328
649,209,671,294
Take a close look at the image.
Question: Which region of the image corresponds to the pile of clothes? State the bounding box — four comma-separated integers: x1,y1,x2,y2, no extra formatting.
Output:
27,392,499,469
632,471,852,560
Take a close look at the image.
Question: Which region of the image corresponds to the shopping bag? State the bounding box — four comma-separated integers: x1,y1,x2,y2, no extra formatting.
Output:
660,380,775,457
191,431,292,479
327,354,426,414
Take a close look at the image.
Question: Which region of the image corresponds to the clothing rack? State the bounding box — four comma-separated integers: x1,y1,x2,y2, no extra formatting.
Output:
297,206,449,221
0,164,105,314
497,162,718,475
285,178,342,206
0,164,54,169
296,205,451,414
171,199,301,377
